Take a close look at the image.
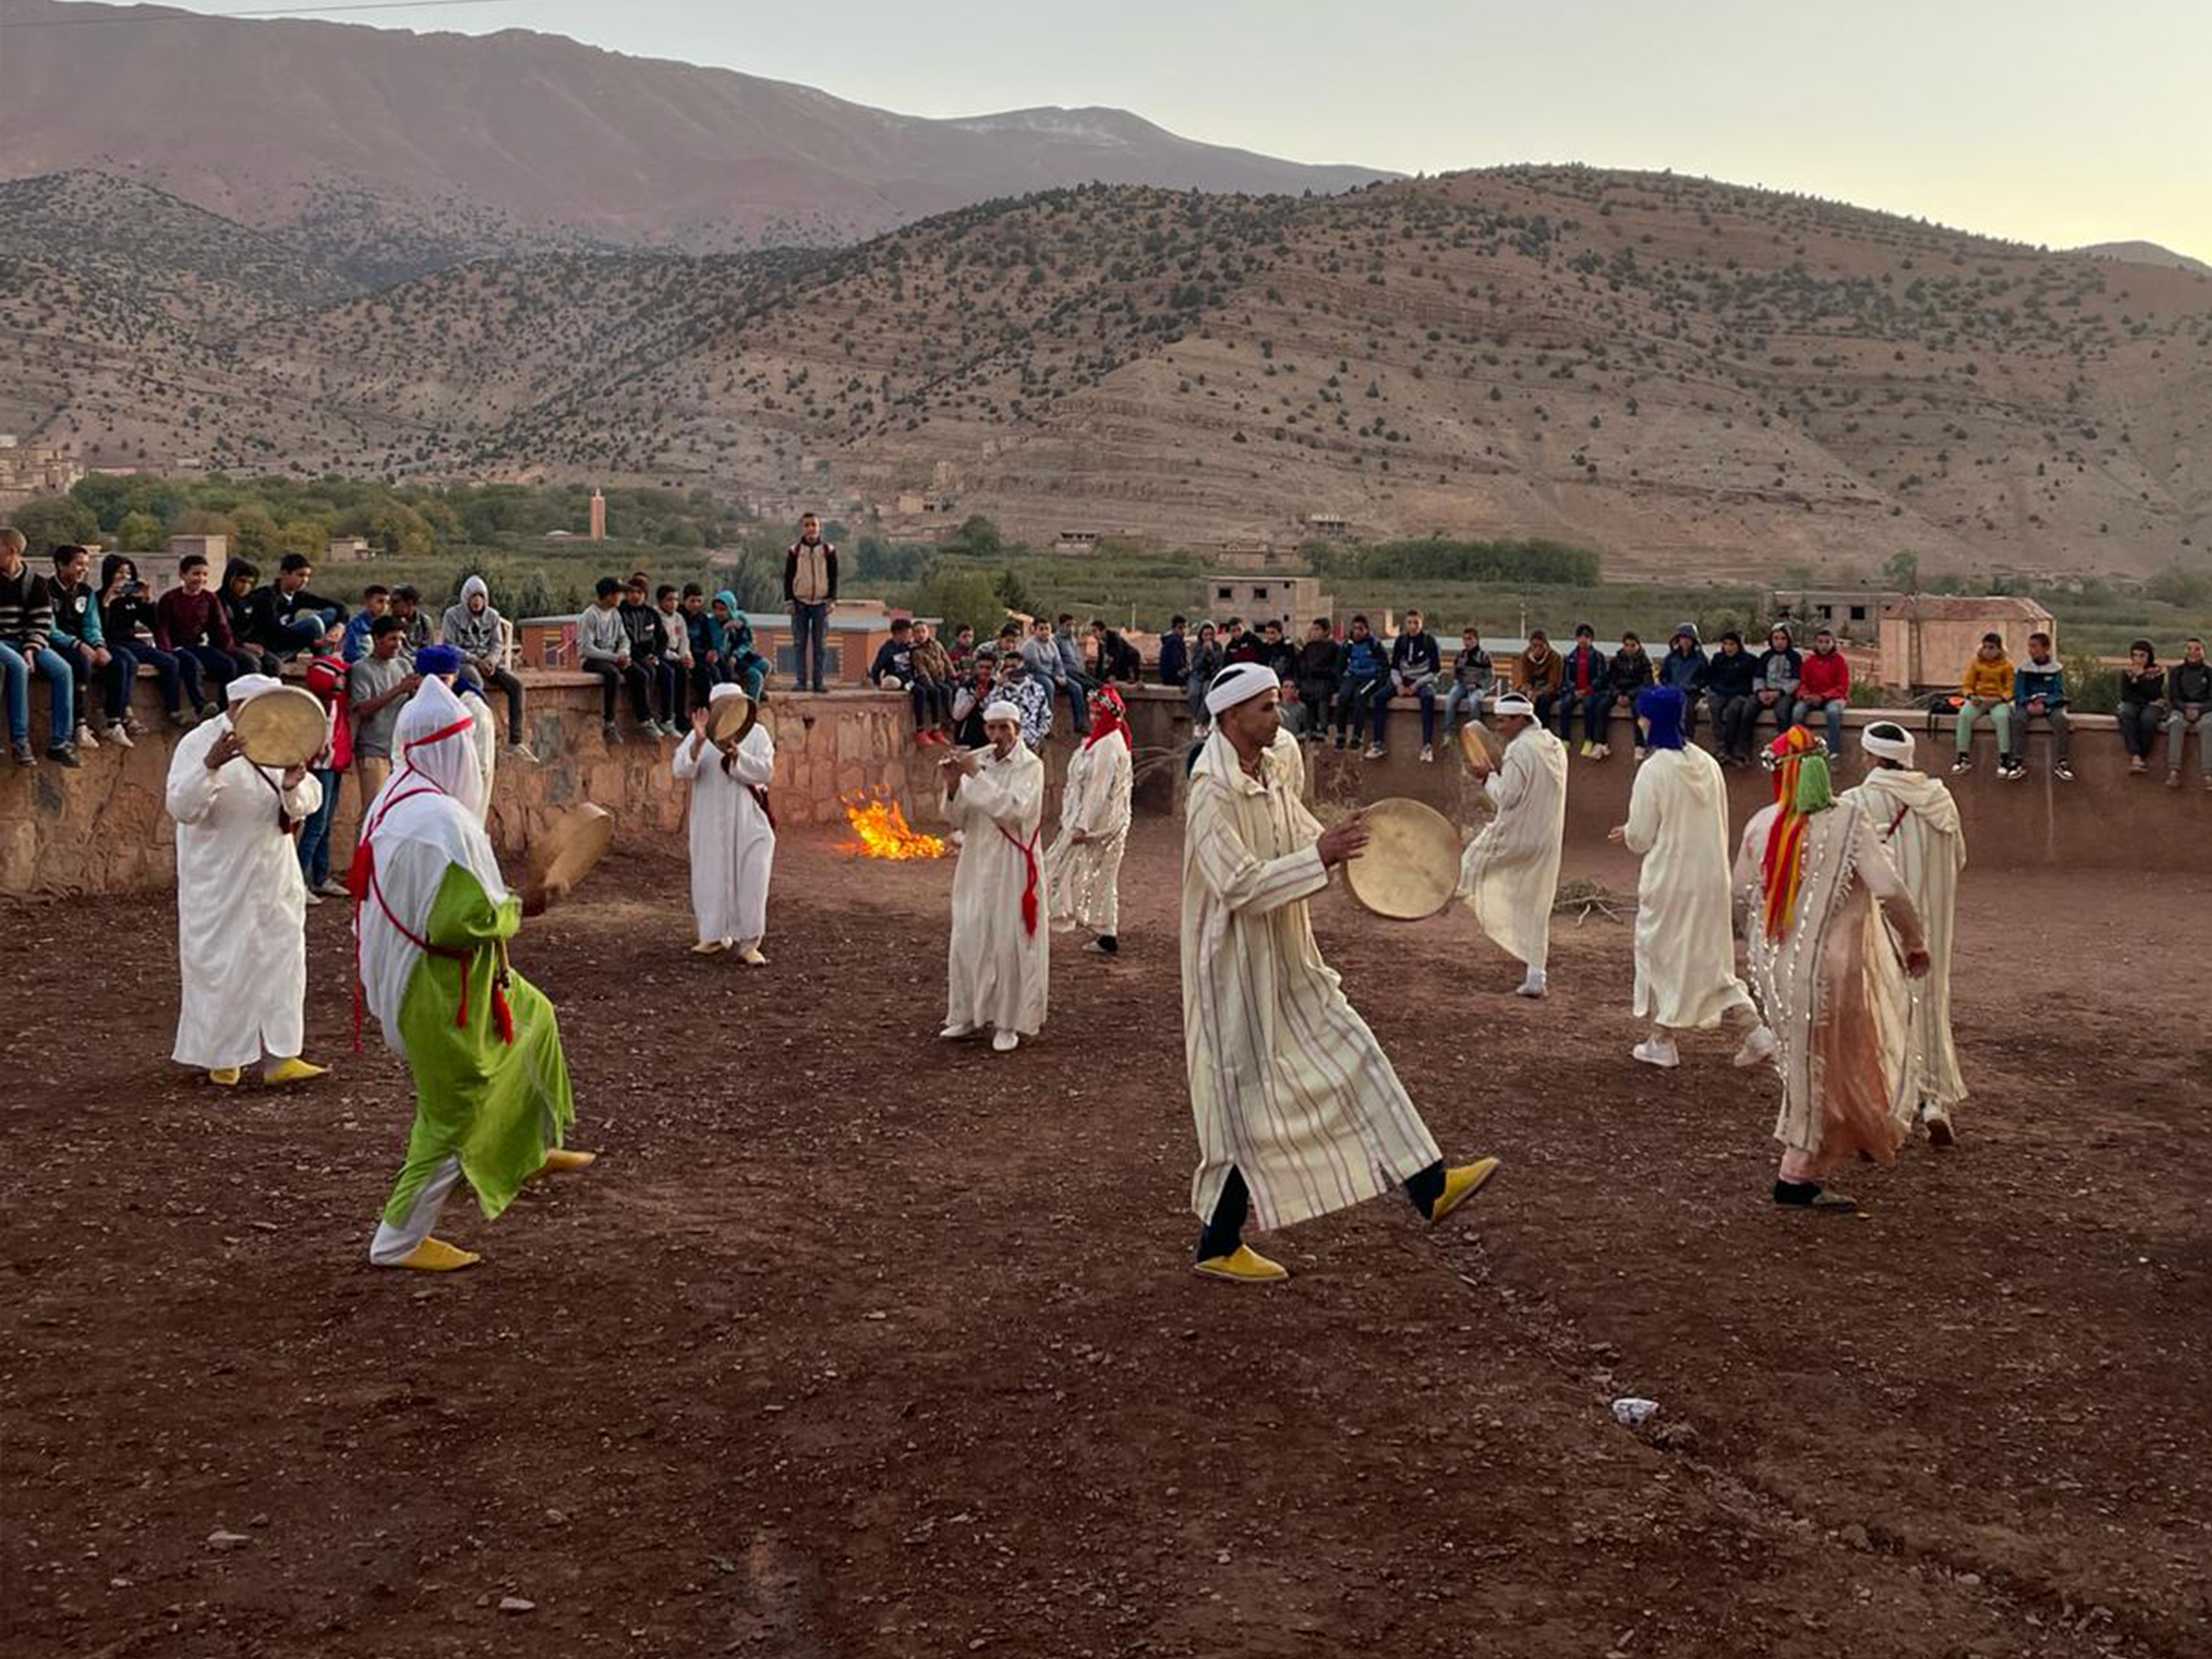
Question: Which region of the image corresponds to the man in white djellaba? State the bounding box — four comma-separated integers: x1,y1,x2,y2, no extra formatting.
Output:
164,673,330,1088
1046,683,1133,956
673,685,777,964
940,701,1049,1052
1842,720,1967,1146
1609,686,1776,1070
1455,692,1568,997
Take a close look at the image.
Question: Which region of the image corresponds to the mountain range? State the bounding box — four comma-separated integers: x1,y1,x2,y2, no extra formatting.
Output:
0,3,2207,583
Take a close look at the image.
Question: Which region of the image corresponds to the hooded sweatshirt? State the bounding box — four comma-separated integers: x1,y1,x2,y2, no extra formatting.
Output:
1960,651,2013,702
1659,624,1708,694
440,575,504,662
2013,656,2066,709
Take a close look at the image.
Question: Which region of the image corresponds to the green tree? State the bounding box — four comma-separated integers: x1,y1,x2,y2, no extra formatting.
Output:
956,515,1005,560
1881,550,1921,593
918,568,1012,639
4,495,99,556
992,565,1035,617
116,511,166,551
2146,563,2210,608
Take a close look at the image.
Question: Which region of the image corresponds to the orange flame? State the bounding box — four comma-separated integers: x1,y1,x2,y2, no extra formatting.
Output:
840,795,947,860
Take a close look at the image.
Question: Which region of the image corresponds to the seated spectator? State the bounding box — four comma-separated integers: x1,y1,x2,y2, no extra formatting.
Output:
1383,606,1442,761
1599,629,1654,759
255,552,348,664
0,526,78,767
716,597,770,700
1185,621,1223,732
1442,625,1493,739
655,584,696,728
48,543,136,751
1221,616,1263,665
1275,664,1307,737
2115,640,2164,775
298,618,352,900
98,553,202,727
1519,629,1564,730
1090,618,1143,685
911,621,955,745
947,623,977,679
1257,619,1299,686
617,576,678,737
1052,614,1092,730
579,575,653,743
388,585,435,668
2166,636,2210,791
154,551,249,707
1657,623,1708,741
1156,616,1189,688
871,616,935,744
1555,622,1610,757
219,558,281,678
440,574,534,758
1703,630,1759,763
1795,626,1851,757
1019,616,1070,732
341,584,390,662
346,614,418,804
1751,624,1802,752
951,648,998,748
1331,615,1387,751
999,648,1053,752
2011,631,2071,783
680,584,716,706
1295,618,1339,743
1951,631,2016,778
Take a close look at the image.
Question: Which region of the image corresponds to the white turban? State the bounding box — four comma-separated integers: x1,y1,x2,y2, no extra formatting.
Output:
983,700,1022,724
225,673,281,704
708,683,742,703
1861,721,1916,765
1492,692,1536,719
1204,661,1278,715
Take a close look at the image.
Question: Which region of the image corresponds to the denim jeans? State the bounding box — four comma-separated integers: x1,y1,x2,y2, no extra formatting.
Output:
2117,701,2162,758
1797,696,1846,755
297,766,339,886
1373,681,1436,746
1706,692,1754,757
264,613,328,661
1333,676,1384,740
115,641,195,715
791,602,830,691
1441,682,1486,732
177,644,250,706
54,639,132,725
0,642,74,744
1059,677,1087,735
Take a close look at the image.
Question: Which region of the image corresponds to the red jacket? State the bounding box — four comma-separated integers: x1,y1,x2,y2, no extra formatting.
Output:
1799,648,1850,701
303,651,351,770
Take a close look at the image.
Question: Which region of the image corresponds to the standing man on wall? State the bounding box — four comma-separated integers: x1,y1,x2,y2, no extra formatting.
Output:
783,514,838,693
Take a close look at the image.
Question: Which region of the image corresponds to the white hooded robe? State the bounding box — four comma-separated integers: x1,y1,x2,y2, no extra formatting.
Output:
943,742,1050,1035
1624,744,1756,1029
1843,768,1967,1112
1457,724,1568,970
673,703,776,950
1046,727,1132,935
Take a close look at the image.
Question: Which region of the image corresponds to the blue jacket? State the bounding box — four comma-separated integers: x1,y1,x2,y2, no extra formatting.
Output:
1340,635,1386,685
340,610,378,663
1158,631,1189,687
1659,644,1708,694
2014,659,2067,708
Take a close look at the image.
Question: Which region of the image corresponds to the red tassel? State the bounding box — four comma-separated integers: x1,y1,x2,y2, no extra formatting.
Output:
493,983,515,1046
998,822,1042,938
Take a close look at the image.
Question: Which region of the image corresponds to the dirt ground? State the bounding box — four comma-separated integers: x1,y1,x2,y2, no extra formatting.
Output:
4,820,2208,1659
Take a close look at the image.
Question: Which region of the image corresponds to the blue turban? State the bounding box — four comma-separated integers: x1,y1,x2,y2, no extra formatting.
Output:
415,644,464,678
1636,685,1688,751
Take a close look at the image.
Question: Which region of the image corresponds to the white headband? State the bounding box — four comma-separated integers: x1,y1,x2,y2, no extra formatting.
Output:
225,673,281,703
1861,723,1916,765
1492,693,1535,718
982,700,1022,725
1204,661,1278,715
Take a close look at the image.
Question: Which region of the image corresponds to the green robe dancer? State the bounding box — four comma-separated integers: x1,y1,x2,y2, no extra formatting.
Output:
357,679,589,1272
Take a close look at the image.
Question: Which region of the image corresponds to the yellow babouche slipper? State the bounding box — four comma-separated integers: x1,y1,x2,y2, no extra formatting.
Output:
537,1147,598,1176
690,939,728,956
1192,1245,1289,1284
1429,1156,1502,1224
391,1237,481,1272
737,944,768,967
263,1057,329,1086
206,1066,242,1088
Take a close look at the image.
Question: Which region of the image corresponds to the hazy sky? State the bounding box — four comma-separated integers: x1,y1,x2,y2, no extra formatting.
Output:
160,0,2210,258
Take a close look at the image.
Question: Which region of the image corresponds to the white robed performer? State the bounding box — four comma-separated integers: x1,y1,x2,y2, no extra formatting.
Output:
1611,686,1774,1069
673,685,776,963
1734,725,1930,1212
1181,662,1500,1284
413,646,496,825
354,679,589,1271
1844,720,1967,1144
1046,683,1133,954
940,701,1050,1052
1455,691,1568,997
165,673,329,1087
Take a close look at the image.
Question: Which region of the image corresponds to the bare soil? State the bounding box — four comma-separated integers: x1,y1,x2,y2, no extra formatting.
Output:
4,825,2208,1658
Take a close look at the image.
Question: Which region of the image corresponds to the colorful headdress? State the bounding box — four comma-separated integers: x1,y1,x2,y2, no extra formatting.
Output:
1757,724,1832,938
1085,684,1131,751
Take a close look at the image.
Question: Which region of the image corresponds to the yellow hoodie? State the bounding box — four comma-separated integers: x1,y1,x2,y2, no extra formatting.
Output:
1960,652,2013,701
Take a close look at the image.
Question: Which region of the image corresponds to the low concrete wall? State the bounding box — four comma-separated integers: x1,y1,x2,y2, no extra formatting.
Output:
4,675,2202,898
1118,686,2209,871
0,675,923,899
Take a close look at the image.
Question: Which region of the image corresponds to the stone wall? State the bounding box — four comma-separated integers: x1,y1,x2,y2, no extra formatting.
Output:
1118,687,2210,872
4,674,2204,899
0,675,922,899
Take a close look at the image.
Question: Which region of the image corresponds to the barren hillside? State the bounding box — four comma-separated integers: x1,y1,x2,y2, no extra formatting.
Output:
6,166,2209,581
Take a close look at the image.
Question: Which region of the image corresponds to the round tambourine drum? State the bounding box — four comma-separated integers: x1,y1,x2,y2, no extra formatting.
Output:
230,686,328,768
527,803,614,898
1457,719,1503,771
705,690,757,745
1342,797,1462,922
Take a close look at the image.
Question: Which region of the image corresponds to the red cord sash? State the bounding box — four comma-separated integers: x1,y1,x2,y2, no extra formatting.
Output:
997,821,1042,936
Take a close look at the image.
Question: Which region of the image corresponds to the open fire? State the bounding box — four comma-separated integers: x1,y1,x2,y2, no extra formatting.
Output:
840,795,947,860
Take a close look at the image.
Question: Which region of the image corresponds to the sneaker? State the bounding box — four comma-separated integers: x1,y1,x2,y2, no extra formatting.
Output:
2129,757,2147,775
1593,742,1611,760
1999,760,2026,781
1632,1037,1681,1069
602,720,623,746
1362,744,1385,760
991,1030,1020,1053
1578,740,1593,758
303,890,324,907
75,723,100,751
637,720,662,741
1331,734,1346,751
46,742,81,769
314,878,349,899
1950,757,1972,775
1419,744,1434,763
2053,761,2074,782
1632,746,1648,762
2169,770,2183,789
1733,1024,1778,1069
10,738,35,765
105,721,134,750
510,742,540,763
1514,967,1549,999
168,708,196,729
